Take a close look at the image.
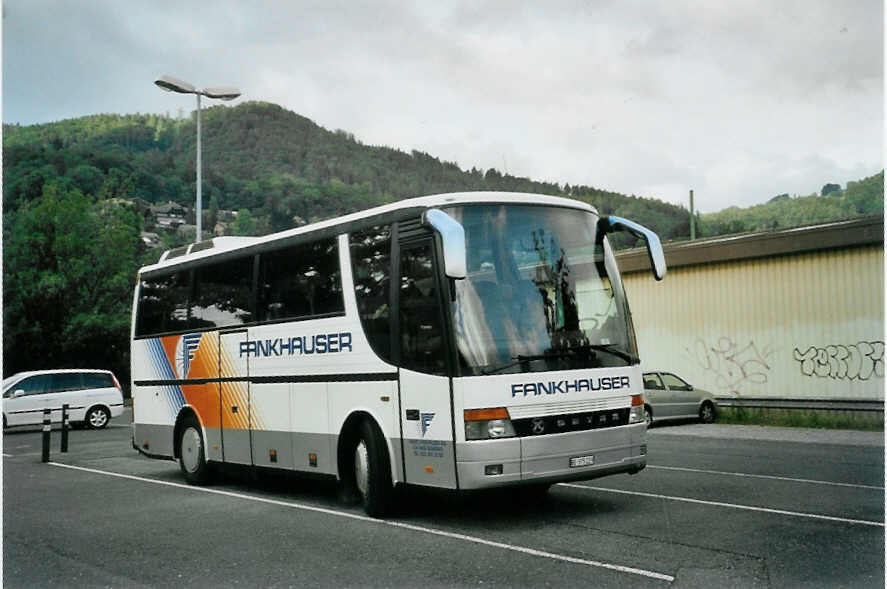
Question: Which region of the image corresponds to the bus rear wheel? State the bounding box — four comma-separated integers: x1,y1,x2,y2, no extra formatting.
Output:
352,420,394,518
178,416,212,485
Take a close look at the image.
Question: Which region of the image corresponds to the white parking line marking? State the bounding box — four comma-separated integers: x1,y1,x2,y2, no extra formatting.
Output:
648,465,884,490
49,462,674,583
559,484,884,528
2,454,11,458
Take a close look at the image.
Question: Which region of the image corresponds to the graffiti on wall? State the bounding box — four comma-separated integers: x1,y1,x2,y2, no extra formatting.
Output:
793,342,885,381
685,337,775,395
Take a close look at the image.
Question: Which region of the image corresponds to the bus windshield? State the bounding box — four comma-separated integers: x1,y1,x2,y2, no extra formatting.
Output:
446,204,638,376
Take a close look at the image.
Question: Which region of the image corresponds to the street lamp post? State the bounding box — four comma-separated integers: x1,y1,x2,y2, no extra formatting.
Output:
155,75,241,243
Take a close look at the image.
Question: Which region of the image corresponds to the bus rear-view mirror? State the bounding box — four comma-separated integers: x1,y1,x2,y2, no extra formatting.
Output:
422,208,467,279
599,216,667,281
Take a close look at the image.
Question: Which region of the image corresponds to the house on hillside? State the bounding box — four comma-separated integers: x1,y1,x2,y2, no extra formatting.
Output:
150,201,189,229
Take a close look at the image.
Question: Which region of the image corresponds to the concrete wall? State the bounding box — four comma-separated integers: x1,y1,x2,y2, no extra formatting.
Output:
621,241,884,402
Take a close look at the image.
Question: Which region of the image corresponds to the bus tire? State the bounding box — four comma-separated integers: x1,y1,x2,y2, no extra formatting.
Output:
178,416,212,485
353,420,394,518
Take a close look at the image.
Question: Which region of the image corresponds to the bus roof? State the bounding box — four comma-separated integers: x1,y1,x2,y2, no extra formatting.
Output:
139,191,597,276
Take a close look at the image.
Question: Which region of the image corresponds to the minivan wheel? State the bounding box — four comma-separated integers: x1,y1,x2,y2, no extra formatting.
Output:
85,406,110,429
644,405,653,427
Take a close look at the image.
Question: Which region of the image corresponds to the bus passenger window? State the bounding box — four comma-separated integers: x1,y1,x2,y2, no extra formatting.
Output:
191,256,254,329
136,271,191,336
350,226,393,363
258,238,343,322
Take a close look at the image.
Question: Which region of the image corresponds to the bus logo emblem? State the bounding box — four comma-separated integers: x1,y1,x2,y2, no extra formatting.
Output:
531,418,546,434
174,334,201,378
420,412,435,437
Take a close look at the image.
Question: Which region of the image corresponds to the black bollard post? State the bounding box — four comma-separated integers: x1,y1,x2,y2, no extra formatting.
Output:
41,408,51,463
61,404,69,453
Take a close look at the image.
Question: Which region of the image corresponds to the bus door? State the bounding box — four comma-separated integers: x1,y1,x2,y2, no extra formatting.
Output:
219,329,252,464
396,237,457,489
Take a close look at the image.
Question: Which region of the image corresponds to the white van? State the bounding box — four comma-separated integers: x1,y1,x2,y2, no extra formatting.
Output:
2,369,125,429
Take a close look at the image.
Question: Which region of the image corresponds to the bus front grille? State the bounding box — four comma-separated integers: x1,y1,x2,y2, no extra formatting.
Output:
512,408,630,437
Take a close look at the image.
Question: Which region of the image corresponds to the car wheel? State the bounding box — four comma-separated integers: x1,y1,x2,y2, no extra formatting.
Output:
699,401,716,424
644,405,653,427
178,416,212,485
352,420,394,518
85,406,110,429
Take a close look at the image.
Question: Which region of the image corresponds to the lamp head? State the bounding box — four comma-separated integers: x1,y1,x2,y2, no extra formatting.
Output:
202,86,241,101
155,75,197,94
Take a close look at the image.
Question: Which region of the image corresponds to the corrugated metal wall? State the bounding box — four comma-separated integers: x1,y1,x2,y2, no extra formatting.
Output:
622,245,884,401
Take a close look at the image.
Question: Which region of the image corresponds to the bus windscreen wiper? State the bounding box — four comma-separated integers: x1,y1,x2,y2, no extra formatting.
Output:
585,344,638,364
480,350,581,376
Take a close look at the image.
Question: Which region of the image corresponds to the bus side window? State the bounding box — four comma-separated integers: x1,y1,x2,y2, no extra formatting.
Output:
191,256,254,329
258,238,344,322
136,271,190,337
349,226,393,363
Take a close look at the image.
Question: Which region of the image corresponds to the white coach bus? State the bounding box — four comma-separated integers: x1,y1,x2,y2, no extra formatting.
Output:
131,192,666,516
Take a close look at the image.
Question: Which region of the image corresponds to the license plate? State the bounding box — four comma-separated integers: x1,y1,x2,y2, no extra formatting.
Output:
569,454,595,468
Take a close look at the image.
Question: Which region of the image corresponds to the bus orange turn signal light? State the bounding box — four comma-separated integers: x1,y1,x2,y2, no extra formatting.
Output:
464,407,510,421
631,394,644,406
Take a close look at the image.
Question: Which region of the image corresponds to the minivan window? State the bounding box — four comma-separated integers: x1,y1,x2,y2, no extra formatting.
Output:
82,373,114,389
50,373,83,393
7,375,52,396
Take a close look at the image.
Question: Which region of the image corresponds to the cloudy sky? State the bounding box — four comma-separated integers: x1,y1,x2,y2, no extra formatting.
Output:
2,0,883,212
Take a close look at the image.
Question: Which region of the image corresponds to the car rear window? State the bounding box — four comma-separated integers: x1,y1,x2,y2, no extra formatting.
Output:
82,373,114,389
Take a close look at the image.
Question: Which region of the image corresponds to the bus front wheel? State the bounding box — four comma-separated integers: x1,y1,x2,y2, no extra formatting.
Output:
352,420,394,518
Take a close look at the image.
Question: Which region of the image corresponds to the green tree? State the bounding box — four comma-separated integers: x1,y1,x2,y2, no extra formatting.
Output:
3,182,142,387
232,208,257,236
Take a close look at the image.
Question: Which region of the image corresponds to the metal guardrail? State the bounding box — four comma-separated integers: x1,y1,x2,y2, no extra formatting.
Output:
715,397,884,413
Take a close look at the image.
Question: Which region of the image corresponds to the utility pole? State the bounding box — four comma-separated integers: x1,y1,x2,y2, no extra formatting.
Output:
690,189,696,240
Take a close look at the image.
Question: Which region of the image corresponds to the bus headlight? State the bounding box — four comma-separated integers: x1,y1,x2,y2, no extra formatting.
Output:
464,408,516,440
629,394,645,424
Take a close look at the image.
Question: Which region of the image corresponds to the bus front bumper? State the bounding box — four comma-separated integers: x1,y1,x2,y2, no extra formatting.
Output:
455,422,646,490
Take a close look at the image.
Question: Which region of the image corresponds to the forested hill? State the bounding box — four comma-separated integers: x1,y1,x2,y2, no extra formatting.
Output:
2,100,882,385
2,101,693,240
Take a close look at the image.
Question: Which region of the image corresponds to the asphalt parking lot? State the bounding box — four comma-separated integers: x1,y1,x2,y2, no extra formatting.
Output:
3,410,884,588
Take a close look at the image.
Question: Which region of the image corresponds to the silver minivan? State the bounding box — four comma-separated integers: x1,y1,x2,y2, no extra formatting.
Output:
2,369,124,429
642,371,717,426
